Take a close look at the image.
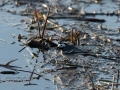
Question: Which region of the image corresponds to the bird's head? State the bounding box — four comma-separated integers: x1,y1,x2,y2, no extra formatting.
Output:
57,43,66,49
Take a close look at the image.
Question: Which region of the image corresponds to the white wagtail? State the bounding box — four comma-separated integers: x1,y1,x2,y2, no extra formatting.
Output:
57,42,96,60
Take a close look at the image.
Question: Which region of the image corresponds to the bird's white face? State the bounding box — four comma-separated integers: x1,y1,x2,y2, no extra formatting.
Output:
58,43,66,48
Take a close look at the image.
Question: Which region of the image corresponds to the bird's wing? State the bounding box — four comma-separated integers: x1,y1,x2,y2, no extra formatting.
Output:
73,47,83,53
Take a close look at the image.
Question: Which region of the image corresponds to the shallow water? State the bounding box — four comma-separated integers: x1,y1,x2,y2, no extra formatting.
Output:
0,10,55,90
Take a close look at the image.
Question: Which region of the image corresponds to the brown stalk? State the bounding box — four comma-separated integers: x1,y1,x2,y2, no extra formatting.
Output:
71,28,73,43
34,7,41,38
41,7,50,39
37,19,41,38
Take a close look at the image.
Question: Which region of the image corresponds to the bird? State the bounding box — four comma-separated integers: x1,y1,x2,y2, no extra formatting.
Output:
57,42,97,60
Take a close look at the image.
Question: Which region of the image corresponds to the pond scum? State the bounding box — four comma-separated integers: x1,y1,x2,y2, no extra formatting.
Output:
0,0,120,90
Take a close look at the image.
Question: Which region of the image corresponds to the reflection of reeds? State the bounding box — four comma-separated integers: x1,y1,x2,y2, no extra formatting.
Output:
24,52,40,84
111,75,115,90
29,63,37,84
117,70,119,88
